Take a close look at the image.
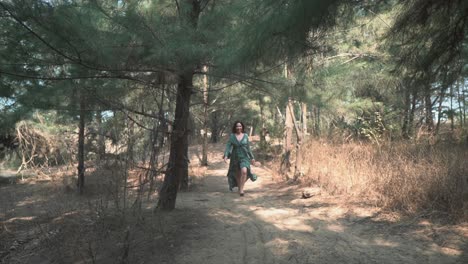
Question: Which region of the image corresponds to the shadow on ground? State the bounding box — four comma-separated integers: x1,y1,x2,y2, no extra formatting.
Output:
166,170,468,264
1,143,467,264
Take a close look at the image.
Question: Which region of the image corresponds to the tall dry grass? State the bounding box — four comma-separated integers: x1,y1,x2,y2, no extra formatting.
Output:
300,140,468,219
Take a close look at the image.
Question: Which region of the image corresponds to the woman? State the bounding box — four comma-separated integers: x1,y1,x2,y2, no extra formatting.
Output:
223,121,257,196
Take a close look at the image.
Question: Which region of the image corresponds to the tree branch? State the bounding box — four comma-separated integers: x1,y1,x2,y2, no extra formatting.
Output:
0,2,176,76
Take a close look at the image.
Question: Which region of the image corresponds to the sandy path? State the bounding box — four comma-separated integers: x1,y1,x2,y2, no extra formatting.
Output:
1,144,467,263
159,150,468,264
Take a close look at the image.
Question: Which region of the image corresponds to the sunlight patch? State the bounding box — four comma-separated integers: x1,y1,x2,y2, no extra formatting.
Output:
326,207,348,219
429,244,462,256
16,198,45,207
372,238,398,247
280,218,315,232
209,210,247,224
5,216,36,223
52,211,79,222
253,208,291,218
265,238,290,255
326,224,345,232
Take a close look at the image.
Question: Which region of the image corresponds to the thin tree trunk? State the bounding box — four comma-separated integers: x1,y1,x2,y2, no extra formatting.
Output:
450,83,454,132
259,97,266,144
284,100,293,152
409,90,417,137
123,118,130,211
127,115,135,169
148,87,166,200
435,87,445,135
457,80,463,129
147,124,159,200
314,106,321,137
461,78,466,128
141,106,149,165
276,106,284,121
424,82,434,132
157,71,193,210
77,92,86,195
96,110,105,162
210,111,219,143
201,65,209,166
281,98,293,177
273,105,278,127
301,103,307,136
289,101,303,181
402,83,411,139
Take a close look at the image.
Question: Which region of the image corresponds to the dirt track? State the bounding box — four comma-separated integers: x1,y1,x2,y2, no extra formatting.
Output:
160,147,468,264
1,144,467,263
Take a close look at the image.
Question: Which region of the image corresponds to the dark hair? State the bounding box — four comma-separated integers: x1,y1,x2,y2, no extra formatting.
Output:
231,121,245,133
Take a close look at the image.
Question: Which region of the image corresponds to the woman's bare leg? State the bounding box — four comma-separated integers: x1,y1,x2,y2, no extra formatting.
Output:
235,169,241,191
239,167,247,195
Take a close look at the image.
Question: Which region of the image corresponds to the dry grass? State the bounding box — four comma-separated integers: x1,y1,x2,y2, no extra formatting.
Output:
0,159,174,263
298,140,468,219
0,141,220,262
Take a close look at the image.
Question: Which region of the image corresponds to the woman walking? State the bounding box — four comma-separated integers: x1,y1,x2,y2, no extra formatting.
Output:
223,121,257,196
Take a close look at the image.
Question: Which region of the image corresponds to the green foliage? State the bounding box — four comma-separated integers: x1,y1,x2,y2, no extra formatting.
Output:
386,0,468,101
0,0,467,159
222,0,350,68
351,111,386,142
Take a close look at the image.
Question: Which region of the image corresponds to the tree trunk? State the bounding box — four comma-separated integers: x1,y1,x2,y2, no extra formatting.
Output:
157,71,193,210
435,86,446,135
157,0,200,210
127,115,135,168
458,79,465,128
210,111,219,143
147,123,159,199
463,81,467,127
314,105,321,137
409,89,417,137
301,103,307,136
179,143,190,191
457,78,466,129
450,83,454,132
259,97,266,144
281,98,293,177
148,87,166,199
273,105,278,127
201,65,209,166
180,113,194,191
289,101,303,181
402,84,411,139
96,110,105,163
284,99,293,153
424,82,434,132
276,106,284,121
77,92,86,195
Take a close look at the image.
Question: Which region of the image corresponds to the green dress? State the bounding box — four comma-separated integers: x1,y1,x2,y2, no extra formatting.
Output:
224,133,257,191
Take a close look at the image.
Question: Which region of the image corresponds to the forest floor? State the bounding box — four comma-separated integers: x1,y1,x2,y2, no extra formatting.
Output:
1,143,467,263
